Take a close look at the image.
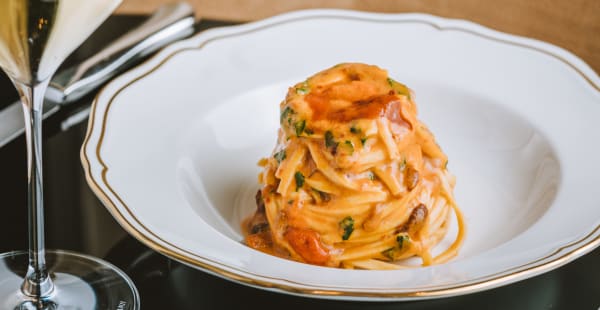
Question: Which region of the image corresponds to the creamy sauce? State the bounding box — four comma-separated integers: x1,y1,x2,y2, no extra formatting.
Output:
305,92,411,128
246,63,462,268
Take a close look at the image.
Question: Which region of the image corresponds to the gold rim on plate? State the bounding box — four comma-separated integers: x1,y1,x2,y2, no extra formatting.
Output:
80,11,600,299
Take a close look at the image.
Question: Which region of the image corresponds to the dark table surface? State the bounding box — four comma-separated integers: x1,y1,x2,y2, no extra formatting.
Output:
0,14,598,310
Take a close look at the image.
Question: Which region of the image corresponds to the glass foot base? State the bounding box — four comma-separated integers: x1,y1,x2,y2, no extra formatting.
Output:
0,250,139,309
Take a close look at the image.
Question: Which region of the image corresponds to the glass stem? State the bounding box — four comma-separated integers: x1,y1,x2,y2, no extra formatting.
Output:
13,79,55,298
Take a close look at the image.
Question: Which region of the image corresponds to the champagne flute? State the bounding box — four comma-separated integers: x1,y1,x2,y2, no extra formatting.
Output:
0,1,139,308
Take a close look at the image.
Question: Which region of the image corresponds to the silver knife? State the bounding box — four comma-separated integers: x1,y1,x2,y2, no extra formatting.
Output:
0,2,195,148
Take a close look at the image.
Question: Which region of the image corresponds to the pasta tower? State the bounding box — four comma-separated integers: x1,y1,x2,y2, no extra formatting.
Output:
245,63,465,269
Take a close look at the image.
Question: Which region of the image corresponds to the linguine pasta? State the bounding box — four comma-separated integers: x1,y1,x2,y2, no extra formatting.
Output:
244,63,465,269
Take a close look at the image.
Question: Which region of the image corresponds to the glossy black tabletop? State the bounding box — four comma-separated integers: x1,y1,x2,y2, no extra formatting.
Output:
0,15,598,310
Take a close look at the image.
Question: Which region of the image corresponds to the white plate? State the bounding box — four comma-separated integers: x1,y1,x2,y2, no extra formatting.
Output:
81,10,600,301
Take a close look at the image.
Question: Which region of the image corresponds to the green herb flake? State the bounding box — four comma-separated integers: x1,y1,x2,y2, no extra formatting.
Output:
294,120,306,136
399,158,407,171
304,128,314,135
295,81,310,95
288,199,294,204
341,140,354,155
325,131,337,148
360,137,367,145
294,172,305,191
367,171,375,181
273,150,286,163
387,77,395,88
280,107,294,124
339,216,355,240
396,234,410,249
382,247,396,260
350,126,361,134
295,87,307,95
387,77,411,99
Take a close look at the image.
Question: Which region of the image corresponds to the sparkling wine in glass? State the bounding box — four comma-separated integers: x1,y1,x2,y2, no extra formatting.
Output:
0,0,139,308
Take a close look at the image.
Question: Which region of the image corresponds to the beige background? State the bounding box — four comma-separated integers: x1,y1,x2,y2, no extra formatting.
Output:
116,0,600,73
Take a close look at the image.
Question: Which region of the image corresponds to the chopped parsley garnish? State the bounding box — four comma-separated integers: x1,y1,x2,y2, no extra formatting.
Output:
360,137,367,145
339,216,355,240
387,77,395,88
325,131,337,148
273,150,286,163
382,247,396,260
399,158,407,171
396,234,409,248
294,120,306,136
295,81,310,95
294,172,305,191
304,128,314,135
280,107,294,124
350,126,361,134
296,87,308,95
381,234,410,260
367,171,375,181
341,140,354,155
387,77,411,99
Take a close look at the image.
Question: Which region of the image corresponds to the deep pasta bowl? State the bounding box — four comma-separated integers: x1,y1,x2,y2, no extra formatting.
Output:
81,9,600,300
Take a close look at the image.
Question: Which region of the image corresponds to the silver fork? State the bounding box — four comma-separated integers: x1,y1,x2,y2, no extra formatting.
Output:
0,2,196,147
